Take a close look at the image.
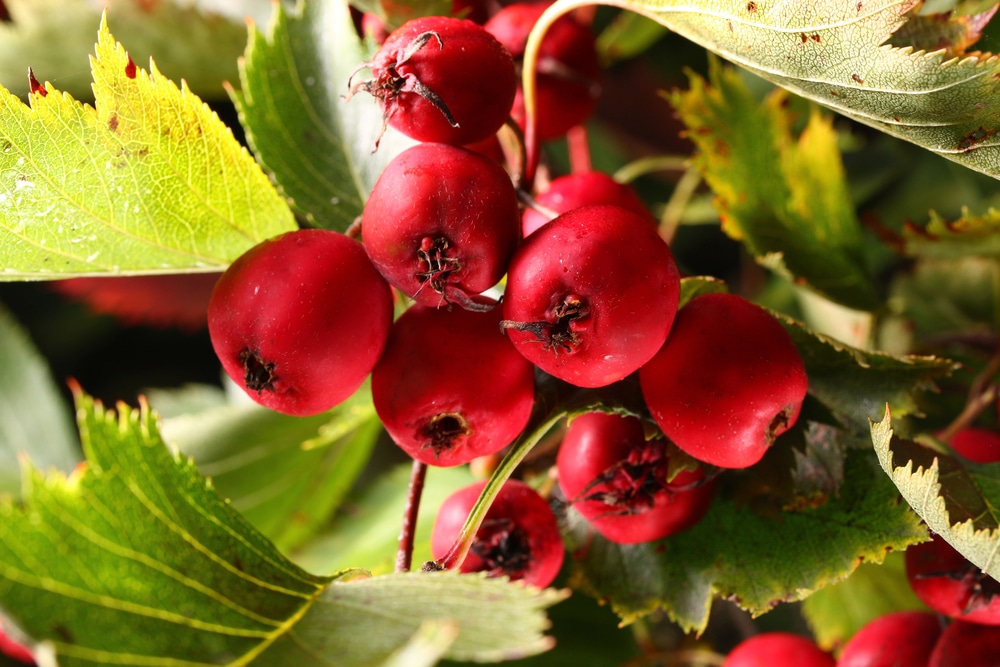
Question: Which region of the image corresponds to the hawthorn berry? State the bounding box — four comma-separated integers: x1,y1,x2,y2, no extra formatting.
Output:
837,611,942,667
0,622,33,665
905,533,1000,625
948,427,1000,464
347,16,517,146
371,304,535,466
362,142,520,311
501,204,681,388
722,632,834,667
928,620,1000,667
431,479,564,587
556,412,715,544
639,292,808,469
522,170,656,236
484,1,600,141
207,229,393,417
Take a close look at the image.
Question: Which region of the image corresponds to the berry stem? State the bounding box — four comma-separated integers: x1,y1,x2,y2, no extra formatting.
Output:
427,372,648,572
566,125,592,174
396,459,428,573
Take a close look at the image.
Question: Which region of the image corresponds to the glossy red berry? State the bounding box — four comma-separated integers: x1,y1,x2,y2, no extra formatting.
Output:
556,412,714,544
640,292,808,469
906,533,1000,625
723,632,834,667
371,304,535,467
362,142,520,311
208,229,393,417
928,620,1000,667
948,427,1000,464
522,171,655,236
484,1,600,141
501,204,681,388
348,16,517,146
432,479,565,587
837,611,942,667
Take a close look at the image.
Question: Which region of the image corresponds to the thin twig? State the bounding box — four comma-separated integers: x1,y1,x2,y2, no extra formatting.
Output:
396,459,428,573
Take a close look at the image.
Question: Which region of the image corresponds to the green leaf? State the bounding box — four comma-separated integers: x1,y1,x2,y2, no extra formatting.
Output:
564,448,926,633
0,15,296,280
801,551,929,651
254,572,568,665
231,0,414,231
779,314,958,435
0,390,564,665
668,62,878,311
293,463,477,576
872,408,1000,579
0,0,267,101
540,0,1000,182
155,383,381,554
0,303,78,498
596,11,670,64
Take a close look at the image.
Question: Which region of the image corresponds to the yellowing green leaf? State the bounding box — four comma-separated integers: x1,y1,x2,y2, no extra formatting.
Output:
904,206,1000,257
669,62,878,311
0,14,296,280
872,407,1000,580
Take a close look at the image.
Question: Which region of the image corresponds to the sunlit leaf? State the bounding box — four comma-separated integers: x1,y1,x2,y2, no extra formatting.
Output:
872,408,1000,579
231,0,414,231
0,15,296,280
539,0,1000,182
0,389,564,666
156,383,381,554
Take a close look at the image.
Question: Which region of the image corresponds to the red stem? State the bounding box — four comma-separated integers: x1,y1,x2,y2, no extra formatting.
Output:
396,459,428,573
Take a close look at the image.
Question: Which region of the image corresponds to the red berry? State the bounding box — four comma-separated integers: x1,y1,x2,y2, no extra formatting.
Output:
928,620,1000,667
556,412,714,544
348,16,517,146
501,204,681,388
207,229,393,417
484,1,600,141
362,142,521,311
0,622,33,665
723,632,834,667
431,479,565,587
640,293,808,469
948,427,1000,464
522,171,655,237
837,611,942,667
371,304,535,467
906,533,1000,626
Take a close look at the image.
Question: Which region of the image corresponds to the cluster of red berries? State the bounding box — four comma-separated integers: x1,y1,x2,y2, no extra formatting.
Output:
721,611,1000,667
206,7,809,590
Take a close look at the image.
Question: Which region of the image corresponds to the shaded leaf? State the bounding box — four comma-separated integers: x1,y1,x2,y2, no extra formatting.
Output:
231,0,414,231
801,551,929,651
0,389,564,666
669,62,878,311
779,314,958,434
872,408,1000,579
903,207,1000,258
156,383,381,554
564,448,926,632
292,463,476,576
0,0,270,100
0,302,78,498
0,15,296,280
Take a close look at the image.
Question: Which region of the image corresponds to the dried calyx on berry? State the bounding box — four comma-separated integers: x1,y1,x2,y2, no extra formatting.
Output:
346,16,517,147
